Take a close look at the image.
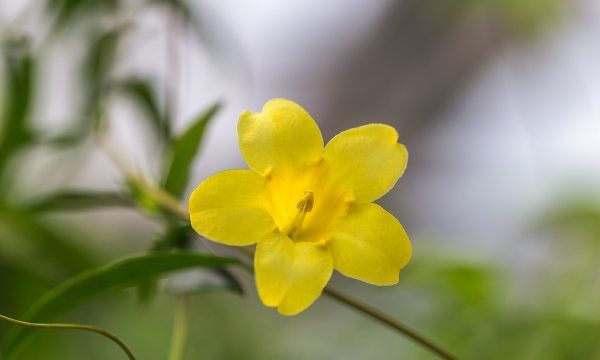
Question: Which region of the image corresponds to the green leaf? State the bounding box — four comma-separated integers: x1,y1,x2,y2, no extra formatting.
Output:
138,224,244,303
84,29,120,88
76,27,123,137
136,224,193,304
162,103,220,197
2,252,246,356
117,78,166,139
48,0,120,32
24,191,132,212
0,39,35,176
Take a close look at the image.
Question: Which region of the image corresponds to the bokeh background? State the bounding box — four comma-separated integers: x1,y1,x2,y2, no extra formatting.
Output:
1,0,599,359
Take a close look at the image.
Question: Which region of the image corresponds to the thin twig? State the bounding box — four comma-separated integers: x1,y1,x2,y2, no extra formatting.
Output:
0,314,136,360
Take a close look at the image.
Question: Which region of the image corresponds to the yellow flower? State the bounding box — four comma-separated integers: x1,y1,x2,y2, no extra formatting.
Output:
189,99,412,315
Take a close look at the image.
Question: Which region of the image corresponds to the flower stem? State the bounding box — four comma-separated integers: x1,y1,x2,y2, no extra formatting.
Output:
168,296,191,360
0,313,136,360
138,182,461,360
322,287,459,360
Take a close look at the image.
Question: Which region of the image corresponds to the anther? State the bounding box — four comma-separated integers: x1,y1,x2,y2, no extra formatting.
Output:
287,191,314,238
296,191,314,213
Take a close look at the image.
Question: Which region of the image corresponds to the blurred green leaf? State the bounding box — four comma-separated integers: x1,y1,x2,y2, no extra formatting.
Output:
136,223,193,304
162,103,220,197
443,265,494,307
536,198,600,252
48,0,120,32
451,0,565,35
0,40,35,177
85,29,121,85
24,190,132,212
138,223,243,303
538,199,600,230
117,78,166,139
497,0,565,35
34,129,90,148
2,252,245,355
76,27,123,137
0,207,98,275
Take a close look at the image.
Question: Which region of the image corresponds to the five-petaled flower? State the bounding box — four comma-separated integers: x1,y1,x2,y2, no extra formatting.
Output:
189,99,412,315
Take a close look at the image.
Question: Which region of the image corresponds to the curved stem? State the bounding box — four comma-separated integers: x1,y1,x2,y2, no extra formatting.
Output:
137,183,461,360
323,287,459,360
168,296,191,360
0,314,136,360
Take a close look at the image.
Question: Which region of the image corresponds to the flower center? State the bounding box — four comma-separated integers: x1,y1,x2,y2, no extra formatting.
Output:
286,191,314,239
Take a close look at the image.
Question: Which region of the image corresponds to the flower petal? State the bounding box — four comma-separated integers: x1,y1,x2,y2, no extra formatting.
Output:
189,170,275,246
238,98,324,176
255,233,333,315
329,203,411,285
323,124,408,203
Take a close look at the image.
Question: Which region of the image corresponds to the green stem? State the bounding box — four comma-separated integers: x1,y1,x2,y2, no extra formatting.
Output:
0,314,136,360
141,182,461,360
168,296,191,360
323,287,458,360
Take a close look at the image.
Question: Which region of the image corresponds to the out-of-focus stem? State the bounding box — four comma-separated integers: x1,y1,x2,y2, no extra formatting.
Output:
168,296,191,360
0,314,136,360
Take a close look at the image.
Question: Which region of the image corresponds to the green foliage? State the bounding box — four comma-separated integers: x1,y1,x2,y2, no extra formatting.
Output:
0,39,35,177
2,252,246,356
0,207,99,275
442,264,495,308
24,190,132,212
49,0,121,32
538,198,600,236
439,0,565,35
118,78,167,139
496,0,565,34
138,222,244,304
162,103,221,197
79,27,123,134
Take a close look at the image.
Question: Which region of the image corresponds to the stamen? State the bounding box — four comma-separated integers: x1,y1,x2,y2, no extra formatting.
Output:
287,191,314,238
296,191,314,213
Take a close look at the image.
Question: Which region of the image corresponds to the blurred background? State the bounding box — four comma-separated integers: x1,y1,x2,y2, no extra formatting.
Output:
1,0,599,359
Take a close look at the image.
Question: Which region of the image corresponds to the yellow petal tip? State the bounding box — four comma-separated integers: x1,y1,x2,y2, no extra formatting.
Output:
277,307,303,316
